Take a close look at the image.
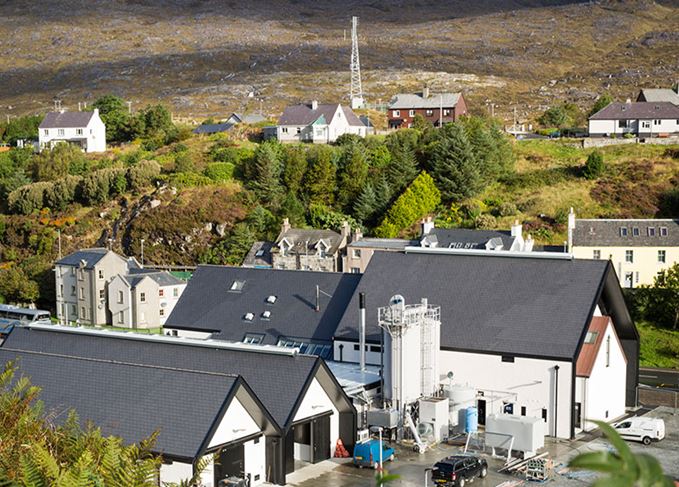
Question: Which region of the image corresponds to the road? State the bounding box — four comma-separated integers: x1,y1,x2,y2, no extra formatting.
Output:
639,367,679,390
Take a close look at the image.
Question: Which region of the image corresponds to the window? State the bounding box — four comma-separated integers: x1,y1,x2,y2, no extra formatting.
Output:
393,110,400,117
71,304,77,315
118,290,124,304
277,338,332,358
370,345,381,352
79,287,84,299
98,289,105,299
57,129,65,136
648,227,656,237
352,249,361,259
658,250,666,263
443,109,451,116
501,355,515,363
660,226,668,236
606,335,611,367
43,129,49,136
654,119,661,125
243,333,264,344
425,109,433,116
409,110,415,117
80,307,86,318
625,272,634,288
619,227,628,237
98,269,104,279
296,127,301,134
76,128,83,135
351,267,361,274
159,289,164,297
593,250,601,259
319,247,327,258
503,403,514,414
625,250,633,263
261,310,271,320
243,312,254,321
618,120,628,128
173,287,179,297
59,284,63,297
541,408,548,423
584,331,598,344
521,406,526,416
281,127,288,133
159,308,165,316
632,227,640,236
642,121,651,129
71,285,76,296
140,292,146,303
266,295,277,304
78,269,84,281
118,311,124,324
353,344,360,351
315,129,324,137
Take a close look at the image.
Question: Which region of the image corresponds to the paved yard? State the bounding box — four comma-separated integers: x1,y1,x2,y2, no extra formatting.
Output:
281,407,678,486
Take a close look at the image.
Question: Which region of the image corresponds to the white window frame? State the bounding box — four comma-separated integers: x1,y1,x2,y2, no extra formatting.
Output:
593,250,601,259
658,250,666,263
393,110,400,117
118,290,124,304
57,128,65,136
625,250,634,263
140,292,146,303
408,110,415,117
76,128,83,136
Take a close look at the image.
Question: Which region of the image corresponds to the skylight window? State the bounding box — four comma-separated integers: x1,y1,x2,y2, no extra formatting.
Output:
244,312,254,321
230,280,245,292
584,331,599,344
266,295,277,304
261,310,271,320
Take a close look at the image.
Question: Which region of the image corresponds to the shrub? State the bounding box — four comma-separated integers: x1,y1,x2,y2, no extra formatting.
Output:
127,160,161,192
44,175,81,210
583,151,605,180
8,182,51,215
204,162,235,183
165,172,212,188
497,202,518,217
459,200,483,220
474,214,497,229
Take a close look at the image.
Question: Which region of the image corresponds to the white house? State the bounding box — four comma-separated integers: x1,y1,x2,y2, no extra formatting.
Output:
588,101,679,138
276,101,369,143
39,109,106,153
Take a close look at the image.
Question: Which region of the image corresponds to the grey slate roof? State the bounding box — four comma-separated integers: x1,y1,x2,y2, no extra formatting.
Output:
193,123,234,135
572,219,679,247
126,269,186,287
589,102,679,120
637,89,679,105
425,228,515,250
2,326,320,431
348,238,418,250
165,265,361,345
276,228,344,255
0,330,239,459
56,248,110,268
242,241,274,268
278,103,365,127
334,252,611,360
229,113,267,124
39,111,95,129
388,92,462,110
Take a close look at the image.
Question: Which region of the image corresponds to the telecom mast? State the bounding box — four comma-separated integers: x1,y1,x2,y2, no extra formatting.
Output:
350,16,365,109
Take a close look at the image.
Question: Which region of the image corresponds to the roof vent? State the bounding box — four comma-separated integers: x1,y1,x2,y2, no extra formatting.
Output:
266,295,277,304
244,312,254,321
230,280,245,292
261,310,271,320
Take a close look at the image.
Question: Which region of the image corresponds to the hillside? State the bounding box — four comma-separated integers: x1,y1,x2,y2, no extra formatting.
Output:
1,0,678,123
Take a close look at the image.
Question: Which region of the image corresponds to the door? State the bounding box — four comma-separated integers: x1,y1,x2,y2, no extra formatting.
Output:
214,443,245,485
477,399,487,426
311,415,331,463
574,402,582,429
284,429,295,474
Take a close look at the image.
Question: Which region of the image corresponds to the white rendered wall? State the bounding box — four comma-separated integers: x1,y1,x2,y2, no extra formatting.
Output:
160,461,193,485
207,396,261,449
159,283,186,326
244,437,266,486
439,350,573,439
293,377,340,457
166,328,213,339
333,340,383,365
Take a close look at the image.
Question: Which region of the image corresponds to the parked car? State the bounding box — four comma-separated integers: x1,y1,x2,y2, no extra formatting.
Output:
353,439,395,469
431,454,488,487
614,417,666,445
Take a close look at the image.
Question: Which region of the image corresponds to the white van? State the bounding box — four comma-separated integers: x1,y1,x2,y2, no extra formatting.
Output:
613,417,665,445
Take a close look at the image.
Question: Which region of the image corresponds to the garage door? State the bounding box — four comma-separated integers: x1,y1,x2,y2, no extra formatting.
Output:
311,414,331,464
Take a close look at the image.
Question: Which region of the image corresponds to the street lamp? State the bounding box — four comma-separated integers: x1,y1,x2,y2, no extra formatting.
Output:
140,239,145,267
370,426,384,478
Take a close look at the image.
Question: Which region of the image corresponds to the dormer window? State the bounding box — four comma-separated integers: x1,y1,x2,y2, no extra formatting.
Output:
317,240,329,258
632,227,640,236
648,227,656,237
660,227,668,236
279,238,291,257
619,227,628,237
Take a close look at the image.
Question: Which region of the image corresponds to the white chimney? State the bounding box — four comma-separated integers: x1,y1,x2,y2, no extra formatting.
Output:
282,218,291,234
421,216,435,236
625,98,632,104
311,100,318,110
567,207,576,252
359,292,366,372
93,108,99,116
423,85,430,99
510,219,522,239
525,234,534,252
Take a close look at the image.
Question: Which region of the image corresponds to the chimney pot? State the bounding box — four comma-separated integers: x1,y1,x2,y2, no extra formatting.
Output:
282,218,291,233
511,220,522,239
311,100,318,110
423,85,430,99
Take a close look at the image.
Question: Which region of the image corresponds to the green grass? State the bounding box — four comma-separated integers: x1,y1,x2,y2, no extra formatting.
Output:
638,321,679,369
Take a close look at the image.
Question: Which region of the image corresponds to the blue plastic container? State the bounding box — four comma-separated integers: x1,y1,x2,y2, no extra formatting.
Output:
465,407,478,433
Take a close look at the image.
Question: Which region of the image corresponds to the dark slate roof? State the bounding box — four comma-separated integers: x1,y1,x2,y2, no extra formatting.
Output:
229,113,267,124
165,265,361,345
572,219,679,247
242,241,274,268
193,123,234,135
278,103,365,127
0,329,239,459
55,248,111,268
424,228,515,250
589,102,679,120
276,228,345,255
348,238,418,250
637,89,679,105
3,326,320,431
388,92,462,110
126,269,186,287
39,111,95,129
334,252,610,360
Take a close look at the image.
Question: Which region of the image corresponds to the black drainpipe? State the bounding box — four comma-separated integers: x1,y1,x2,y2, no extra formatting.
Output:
380,327,385,408
554,365,560,437
339,343,344,362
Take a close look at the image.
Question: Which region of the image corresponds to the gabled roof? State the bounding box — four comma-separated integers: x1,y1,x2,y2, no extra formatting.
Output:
229,113,267,124
334,251,630,360
388,92,462,110
278,103,365,127
126,269,186,287
2,326,321,432
276,228,345,255
193,123,234,135
572,219,679,247
589,102,679,120
0,328,243,460
637,89,679,105
56,248,113,268
425,228,515,250
39,111,95,129
242,241,274,268
348,238,418,250
165,265,361,346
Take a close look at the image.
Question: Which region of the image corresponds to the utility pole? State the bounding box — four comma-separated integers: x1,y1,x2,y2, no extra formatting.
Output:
140,238,145,267
349,16,365,109
126,101,132,114
57,230,62,259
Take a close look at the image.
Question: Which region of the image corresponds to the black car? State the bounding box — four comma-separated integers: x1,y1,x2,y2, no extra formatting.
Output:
431,455,488,487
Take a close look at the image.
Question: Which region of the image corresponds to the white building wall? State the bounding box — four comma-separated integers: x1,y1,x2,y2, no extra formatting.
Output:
207,396,261,449
293,377,340,457
165,328,213,339
39,111,106,153
107,276,133,328
159,461,193,485
438,351,574,439
333,339,383,365
159,284,186,325
243,437,266,486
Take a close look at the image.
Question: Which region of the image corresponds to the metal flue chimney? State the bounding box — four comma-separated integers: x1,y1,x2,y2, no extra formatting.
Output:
359,292,366,371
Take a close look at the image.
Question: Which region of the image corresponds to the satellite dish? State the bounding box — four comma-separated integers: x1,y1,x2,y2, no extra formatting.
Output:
389,294,405,306
447,371,454,380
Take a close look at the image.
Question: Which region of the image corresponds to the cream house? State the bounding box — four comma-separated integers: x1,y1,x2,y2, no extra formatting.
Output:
568,209,679,287
276,101,368,143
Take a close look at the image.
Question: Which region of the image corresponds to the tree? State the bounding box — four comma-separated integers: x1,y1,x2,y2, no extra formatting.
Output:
429,123,481,201
386,145,418,194
31,143,86,182
303,145,337,206
0,266,40,303
353,182,378,223
569,420,672,486
588,93,613,118
251,141,283,208
649,263,679,329
583,151,605,180
93,94,133,143
538,105,569,128
282,145,308,195
0,362,161,486
202,222,256,266
337,143,369,210
461,116,514,183
2,115,41,145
